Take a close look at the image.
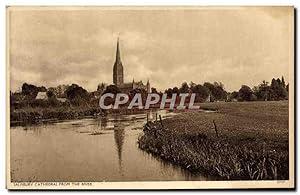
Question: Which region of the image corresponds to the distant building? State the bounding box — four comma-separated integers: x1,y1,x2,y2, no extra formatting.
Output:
112,38,150,93
35,92,48,100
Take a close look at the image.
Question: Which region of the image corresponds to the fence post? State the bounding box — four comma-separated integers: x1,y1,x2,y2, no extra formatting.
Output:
159,115,163,127
213,120,219,137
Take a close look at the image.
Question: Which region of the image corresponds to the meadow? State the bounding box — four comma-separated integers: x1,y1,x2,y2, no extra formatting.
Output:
138,101,290,180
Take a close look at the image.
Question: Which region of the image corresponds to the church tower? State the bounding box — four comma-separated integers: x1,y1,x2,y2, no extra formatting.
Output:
113,38,124,86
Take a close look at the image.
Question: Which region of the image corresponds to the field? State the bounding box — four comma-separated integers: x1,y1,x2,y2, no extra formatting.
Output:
138,101,289,180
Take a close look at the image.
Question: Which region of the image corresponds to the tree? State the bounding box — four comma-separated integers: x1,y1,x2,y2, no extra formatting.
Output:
165,88,173,97
65,84,90,105
22,83,37,96
21,83,47,99
231,91,239,99
172,87,179,95
102,85,121,95
38,86,47,92
46,91,61,107
46,90,56,99
238,85,253,101
189,81,196,90
254,80,270,101
179,82,189,93
269,78,288,100
151,87,158,94
191,84,210,102
281,76,286,88
203,82,227,101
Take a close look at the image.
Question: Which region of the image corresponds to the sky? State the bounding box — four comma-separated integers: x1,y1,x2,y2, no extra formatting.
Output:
8,7,293,92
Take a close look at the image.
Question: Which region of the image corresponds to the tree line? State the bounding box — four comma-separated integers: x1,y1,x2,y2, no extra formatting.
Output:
10,76,289,110
232,77,288,101
161,81,227,102
158,76,288,102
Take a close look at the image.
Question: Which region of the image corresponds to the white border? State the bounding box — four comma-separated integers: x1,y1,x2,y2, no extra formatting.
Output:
1,0,298,194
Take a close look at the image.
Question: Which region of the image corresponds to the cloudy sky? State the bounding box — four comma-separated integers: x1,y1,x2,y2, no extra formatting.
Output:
8,7,293,92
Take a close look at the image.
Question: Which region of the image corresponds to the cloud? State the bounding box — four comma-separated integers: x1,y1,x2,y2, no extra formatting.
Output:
9,7,292,92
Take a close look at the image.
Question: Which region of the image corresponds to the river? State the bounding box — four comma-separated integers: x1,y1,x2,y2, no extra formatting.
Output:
10,110,208,182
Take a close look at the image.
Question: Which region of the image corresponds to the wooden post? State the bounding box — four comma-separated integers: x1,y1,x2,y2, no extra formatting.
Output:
147,114,149,123
159,115,163,127
213,120,219,137
155,113,158,121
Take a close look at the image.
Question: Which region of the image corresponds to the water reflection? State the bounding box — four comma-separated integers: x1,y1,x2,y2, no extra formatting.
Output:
23,125,43,136
96,116,108,131
11,110,209,182
113,115,125,176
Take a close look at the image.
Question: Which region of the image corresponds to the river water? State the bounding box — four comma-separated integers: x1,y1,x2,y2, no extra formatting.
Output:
10,110,208,182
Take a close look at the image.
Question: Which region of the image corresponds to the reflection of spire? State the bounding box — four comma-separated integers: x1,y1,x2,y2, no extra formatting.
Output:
113,116,125,175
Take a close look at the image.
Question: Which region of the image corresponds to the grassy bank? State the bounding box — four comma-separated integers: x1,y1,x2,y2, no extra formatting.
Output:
138,101,289,180
10,105,158,125
10,106,99,125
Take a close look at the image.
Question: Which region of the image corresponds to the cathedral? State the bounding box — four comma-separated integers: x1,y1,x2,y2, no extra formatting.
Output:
113,38,150,93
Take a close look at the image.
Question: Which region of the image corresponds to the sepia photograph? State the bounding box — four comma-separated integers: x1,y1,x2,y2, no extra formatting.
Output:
6,6,294,189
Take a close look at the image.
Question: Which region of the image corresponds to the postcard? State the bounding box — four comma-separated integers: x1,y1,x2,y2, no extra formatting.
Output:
6,6,295,189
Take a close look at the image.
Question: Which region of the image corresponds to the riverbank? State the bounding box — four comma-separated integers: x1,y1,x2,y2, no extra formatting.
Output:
138,101,289,180
10,106,157,125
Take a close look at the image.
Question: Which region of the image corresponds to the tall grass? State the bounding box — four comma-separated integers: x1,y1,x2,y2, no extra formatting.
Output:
138,121,289,180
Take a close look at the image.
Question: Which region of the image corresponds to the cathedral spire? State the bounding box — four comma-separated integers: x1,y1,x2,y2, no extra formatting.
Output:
116,37,121,63
113,37,124,86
